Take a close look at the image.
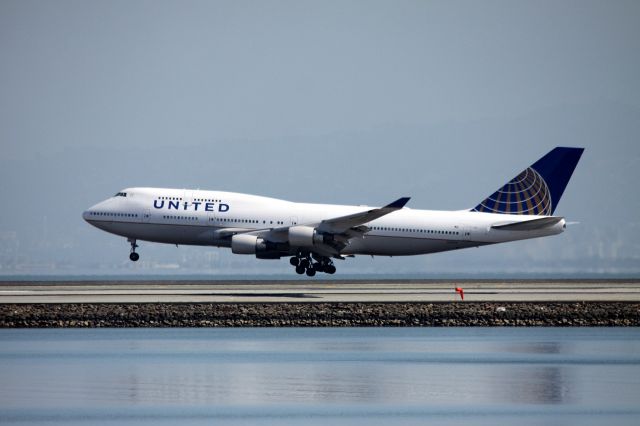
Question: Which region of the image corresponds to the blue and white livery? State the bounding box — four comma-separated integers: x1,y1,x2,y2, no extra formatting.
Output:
83,147,584,276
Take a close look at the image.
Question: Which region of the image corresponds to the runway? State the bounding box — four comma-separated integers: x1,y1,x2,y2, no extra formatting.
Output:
1,280,639,304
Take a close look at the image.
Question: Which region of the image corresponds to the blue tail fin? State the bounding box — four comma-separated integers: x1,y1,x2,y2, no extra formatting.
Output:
471,147,584,215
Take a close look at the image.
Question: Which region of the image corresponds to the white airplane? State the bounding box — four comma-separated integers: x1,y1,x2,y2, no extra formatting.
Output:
83,147,583,276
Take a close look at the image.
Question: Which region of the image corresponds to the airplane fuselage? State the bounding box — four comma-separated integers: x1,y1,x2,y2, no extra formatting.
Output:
83,187,565,257
83,147,582,275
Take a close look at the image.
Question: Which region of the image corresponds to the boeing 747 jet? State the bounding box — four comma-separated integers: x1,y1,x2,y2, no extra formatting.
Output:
83,147,583,276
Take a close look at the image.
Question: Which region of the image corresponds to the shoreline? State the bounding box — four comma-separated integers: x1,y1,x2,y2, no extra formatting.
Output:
2,302,638,327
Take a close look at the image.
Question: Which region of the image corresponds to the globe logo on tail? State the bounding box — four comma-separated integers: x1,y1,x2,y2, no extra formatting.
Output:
472,167,552,215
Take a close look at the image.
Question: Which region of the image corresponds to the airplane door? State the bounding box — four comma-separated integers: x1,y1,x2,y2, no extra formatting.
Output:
454,225,464,240
142,209,151,223
461,225,473,240
464,225,486,240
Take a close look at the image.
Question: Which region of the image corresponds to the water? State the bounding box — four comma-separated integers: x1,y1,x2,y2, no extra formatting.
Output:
1,328,639,425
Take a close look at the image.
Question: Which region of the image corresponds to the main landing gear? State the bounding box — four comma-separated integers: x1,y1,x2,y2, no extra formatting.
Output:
128,238,139,262
290,254,336,276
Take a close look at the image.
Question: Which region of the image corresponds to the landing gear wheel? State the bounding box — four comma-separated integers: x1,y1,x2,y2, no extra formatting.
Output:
325,264,336,274
305,267,316,277
295,265,305,274
289,257,299,266
128,238,139,262
299,258,310,268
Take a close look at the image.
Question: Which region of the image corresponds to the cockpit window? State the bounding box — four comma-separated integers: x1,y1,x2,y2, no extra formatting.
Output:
114,192,127,197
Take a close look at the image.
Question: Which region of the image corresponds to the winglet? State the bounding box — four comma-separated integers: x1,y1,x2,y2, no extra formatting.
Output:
384,197,411,209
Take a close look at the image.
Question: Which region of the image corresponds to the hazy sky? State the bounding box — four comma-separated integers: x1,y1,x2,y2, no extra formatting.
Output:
1,0,639,276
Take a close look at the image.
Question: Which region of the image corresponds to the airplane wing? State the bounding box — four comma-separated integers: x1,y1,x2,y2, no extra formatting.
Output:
213,227,257,238
316,197,411,234
227,197,411,257
307,197,411,255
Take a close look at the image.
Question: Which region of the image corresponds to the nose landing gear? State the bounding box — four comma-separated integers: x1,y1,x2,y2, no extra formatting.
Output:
128,238,139,262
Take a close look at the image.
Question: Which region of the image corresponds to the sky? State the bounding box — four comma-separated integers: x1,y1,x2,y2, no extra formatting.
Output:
1,0,639,276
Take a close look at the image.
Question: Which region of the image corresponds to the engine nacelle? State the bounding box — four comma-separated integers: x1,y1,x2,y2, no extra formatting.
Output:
288,226,332,248
231,234,267,254
231,234,282,259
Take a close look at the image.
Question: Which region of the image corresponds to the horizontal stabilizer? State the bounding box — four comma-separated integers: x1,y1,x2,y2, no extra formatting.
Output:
491,216,564,231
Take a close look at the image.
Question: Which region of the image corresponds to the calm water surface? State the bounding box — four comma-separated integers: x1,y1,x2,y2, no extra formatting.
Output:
1,328,639,425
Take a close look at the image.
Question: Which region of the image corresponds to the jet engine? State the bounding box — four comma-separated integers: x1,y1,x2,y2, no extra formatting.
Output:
288,226,333,248
231,234,281,259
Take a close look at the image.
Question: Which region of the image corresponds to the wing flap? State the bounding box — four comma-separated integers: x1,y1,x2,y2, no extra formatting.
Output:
213,227,259,238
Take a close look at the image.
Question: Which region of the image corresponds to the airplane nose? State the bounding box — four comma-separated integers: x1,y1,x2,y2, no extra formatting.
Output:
83,202,102,223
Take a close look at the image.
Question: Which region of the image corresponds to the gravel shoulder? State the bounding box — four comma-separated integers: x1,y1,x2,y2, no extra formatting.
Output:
1,302,638,327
